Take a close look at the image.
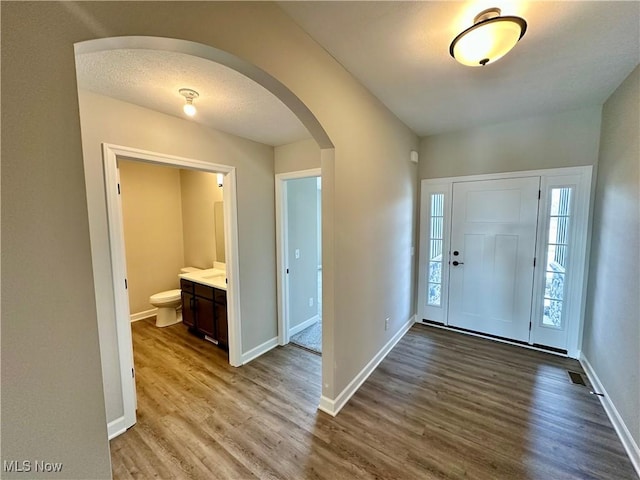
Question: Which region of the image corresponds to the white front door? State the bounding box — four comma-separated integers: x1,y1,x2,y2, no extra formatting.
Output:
447,177,540,342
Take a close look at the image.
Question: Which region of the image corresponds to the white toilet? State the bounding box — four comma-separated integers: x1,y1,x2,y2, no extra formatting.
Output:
149,267,201,327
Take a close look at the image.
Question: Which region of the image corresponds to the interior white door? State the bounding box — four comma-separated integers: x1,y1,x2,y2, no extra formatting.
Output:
448,177,540,342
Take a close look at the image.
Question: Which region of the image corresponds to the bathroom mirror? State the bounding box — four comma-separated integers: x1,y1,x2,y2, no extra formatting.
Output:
214,201,226,262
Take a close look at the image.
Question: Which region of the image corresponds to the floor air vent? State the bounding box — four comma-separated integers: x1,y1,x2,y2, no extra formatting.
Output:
567,371,586,386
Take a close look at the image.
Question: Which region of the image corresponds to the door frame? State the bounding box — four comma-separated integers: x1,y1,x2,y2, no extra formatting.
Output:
102,143,243,438
417,166,593,358
275,168,321,345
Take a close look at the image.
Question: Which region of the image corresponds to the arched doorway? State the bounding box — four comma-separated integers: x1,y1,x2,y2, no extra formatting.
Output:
75,36,335,437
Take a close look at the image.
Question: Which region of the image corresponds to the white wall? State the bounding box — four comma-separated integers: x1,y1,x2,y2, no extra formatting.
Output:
78,90,275,426
2,3,418,475
419,106,602,179
583,66,639,450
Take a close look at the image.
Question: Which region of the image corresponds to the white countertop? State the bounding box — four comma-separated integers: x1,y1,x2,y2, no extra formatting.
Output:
179,268,227,291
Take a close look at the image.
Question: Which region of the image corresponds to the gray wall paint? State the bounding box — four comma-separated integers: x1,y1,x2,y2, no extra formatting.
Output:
78,91,276,426
583,66,640,447
419,106,602,179
1,5,113,479
287,177,320,329
1,3,417,475
275,138,320,173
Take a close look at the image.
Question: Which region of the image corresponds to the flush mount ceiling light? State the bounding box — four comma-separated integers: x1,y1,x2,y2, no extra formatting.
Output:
450,7,527,67
179,88,199,117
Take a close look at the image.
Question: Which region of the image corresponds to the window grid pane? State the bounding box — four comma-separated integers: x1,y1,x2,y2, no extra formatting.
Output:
542,187,572,328
427,193,444,306
430,239,443,261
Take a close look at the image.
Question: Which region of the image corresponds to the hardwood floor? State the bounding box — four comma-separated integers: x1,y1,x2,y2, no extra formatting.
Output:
110,320,636,479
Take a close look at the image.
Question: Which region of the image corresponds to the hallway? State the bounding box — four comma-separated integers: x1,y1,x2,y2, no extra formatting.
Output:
110,320,635,479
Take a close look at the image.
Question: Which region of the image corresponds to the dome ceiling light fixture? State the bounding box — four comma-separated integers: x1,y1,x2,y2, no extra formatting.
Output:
449,7,527,67
179,88,199,117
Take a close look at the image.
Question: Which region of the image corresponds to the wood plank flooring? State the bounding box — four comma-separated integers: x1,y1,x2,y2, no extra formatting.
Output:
110,320,637,479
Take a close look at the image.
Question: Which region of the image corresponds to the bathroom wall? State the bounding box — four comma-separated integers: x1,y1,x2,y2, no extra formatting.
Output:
180,169,224,269
119,164,224,318
119,161,186,315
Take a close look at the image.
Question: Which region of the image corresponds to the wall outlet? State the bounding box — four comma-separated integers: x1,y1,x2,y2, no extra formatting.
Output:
295,248,300,259
385,317,390,331
309,297,314,307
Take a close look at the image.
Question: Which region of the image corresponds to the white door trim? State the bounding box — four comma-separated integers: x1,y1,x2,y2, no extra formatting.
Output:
418,166,593,357
275,168,321,345
530,169,593,356
422,166,590,186
417,182,453,324
102,143,243,436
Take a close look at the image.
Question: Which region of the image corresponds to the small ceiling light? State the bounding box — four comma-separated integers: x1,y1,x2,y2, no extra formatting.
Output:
450,8,527,67
179,88,199,117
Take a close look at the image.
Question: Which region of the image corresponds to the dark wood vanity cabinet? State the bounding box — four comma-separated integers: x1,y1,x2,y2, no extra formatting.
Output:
213,289,228,349
181,289,196,328
180,279,228,349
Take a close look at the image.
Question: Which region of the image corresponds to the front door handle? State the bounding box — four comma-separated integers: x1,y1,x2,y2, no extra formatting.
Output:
452,261,464,266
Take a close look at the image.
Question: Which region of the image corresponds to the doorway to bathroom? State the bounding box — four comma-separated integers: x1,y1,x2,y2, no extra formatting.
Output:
276,169,322,354
102,143,242,437
117,159,226,326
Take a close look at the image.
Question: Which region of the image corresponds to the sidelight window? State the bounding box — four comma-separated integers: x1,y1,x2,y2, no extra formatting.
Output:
542,187,572,328
420,167,592,354
427,193,445,306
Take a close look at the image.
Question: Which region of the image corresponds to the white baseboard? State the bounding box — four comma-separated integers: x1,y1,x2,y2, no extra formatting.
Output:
107,415,128,440
318,395,336,415
130,308,157,323
319,315,415,417
580,353,640,477
241,336,278,365
289,314,319,337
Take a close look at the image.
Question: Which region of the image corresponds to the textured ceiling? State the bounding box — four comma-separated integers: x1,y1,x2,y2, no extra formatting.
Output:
280,1,640,136
75,49,310,147
76,2,639,144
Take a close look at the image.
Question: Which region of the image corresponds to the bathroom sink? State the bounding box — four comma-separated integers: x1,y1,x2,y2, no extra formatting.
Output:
179,268,227,290
201,273,225,281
